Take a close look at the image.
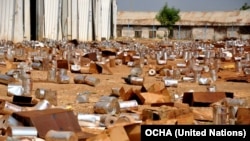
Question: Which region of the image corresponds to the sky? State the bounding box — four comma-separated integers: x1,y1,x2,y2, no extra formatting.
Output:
116,0,250,12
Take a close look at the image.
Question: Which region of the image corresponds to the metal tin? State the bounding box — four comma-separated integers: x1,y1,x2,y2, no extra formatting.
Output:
99,115,118,128
148,69,156,76
213,105,227,125
45,130,78,141
31,62,42,70
7,83,24,96
70,64,81,72
130,76,144,85
111,87,125,97
163,79,178,87
207,85,216,92
130,67,143,76
22,75,32,96
76,93,89,103
73,75,86,84
57,75,70,84
119,100,138,110
157,59,167,65
58,68,68,76
235,60,242,72
33,99,51,110
0,101,24,114
94,96,120,115
6,126,37,137
210,69,217,82
84,75,100,87
198,77,211,85
47,68,57,82
35,88,47,99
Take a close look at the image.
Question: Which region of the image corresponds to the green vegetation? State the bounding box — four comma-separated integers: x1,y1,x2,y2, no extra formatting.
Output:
155,2,180,38
240,3,250,10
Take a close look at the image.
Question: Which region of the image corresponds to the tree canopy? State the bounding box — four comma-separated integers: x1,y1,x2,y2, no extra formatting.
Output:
240,3,250,10
155,3,180,38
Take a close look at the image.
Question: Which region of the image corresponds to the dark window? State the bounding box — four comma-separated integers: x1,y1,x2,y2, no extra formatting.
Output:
135,31,142,38
149,31,156,38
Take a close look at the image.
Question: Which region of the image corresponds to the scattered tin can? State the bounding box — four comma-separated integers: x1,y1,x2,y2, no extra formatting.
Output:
21,75,33,96
76,92,89,103
94,96,120,115
148,69,156,76
70,64,81,73
84,75,100,87
47,68,57,82
99,115,118,128
207,85,216,92
130,76,144,85
130,67,142,76
57,75,70,84
73,75,86,84
45,130,78,141
213,105,227,125
7,83,24,96
198,77,211,85
0,101,24,114
33,99,51,110
111,87,125,97
6,126,37,138
163,78,178,87
210,69,217,82
119,100,138,111
35,88,47,99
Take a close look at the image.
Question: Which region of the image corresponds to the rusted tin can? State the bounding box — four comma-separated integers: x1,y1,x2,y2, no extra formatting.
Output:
94,96,120,115
84,75,100,87
213,105,227,125
45,130,78,141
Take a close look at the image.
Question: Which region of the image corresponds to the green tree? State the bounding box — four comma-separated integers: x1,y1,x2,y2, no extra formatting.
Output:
240,3,250,10
155,3,180,38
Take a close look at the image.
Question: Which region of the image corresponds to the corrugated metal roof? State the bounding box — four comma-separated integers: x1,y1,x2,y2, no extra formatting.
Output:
117,10,250,26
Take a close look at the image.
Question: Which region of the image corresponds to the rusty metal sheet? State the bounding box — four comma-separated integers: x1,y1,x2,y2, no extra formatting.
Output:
12,108,82,139
183,92,234,107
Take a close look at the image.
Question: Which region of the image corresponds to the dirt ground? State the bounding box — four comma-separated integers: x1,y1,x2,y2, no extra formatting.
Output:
0,38,250,136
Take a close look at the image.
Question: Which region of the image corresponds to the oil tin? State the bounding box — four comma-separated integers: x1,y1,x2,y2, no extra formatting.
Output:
84,75,100,87
94,96,120,115
45,130,78,141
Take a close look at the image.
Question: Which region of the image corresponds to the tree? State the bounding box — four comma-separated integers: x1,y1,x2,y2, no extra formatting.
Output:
240,3,250,10
155,3,180,39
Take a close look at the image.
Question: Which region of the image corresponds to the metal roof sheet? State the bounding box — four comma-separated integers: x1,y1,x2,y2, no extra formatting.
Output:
117,10,250,26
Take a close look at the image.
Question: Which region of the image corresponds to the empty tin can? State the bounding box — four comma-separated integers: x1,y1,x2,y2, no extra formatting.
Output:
213,105,227,125
57,75,70,84
47,68,57,82
99,115,118,128
94,96,120,115
163,79,178,87
76,92,89,103
7,83,24,96
35,88,47,99
6,126,37,138
84,75,100,87
33,99,51,110
73,75,86,84
119,100,138,111
0,101,24,114
22,75,32,96
45,130,78,141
